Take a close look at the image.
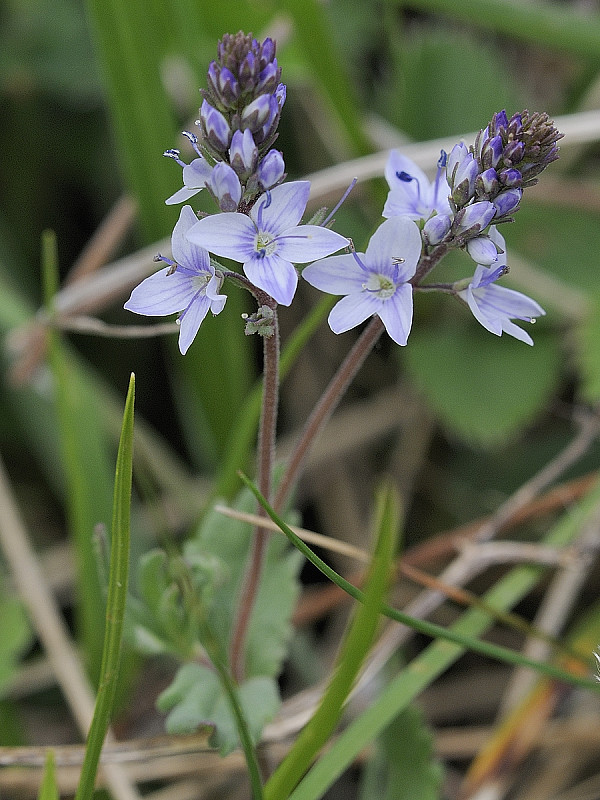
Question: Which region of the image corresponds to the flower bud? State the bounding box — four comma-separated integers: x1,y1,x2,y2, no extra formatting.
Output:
423,213,452,245
456,201,496,234
257,61,280,95
241,94,274,132
493,188,522,218
448,143,478,206
481,134,503,169
476,168,499,195
498,168,522,188
209,162,242,211
229,128,257,177
257,150,285,189
466,235,500,266
503,140,525,165
200,99,231,152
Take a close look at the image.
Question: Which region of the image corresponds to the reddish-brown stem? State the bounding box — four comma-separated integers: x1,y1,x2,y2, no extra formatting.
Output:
273,316,384,512
229,307,280,684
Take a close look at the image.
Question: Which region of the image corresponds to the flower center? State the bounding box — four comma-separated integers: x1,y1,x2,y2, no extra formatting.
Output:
255,232,277,258
191,274,211,292
365,273,396,300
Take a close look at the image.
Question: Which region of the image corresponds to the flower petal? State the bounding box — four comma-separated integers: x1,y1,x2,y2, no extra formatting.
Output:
302,253,366,294
166,185,203,206
277,225,348,263
328,292,381,333
377,284,413,346
501,319,534,345
187,213,256,261
243,253,298,306
178,294,212,354
124,269,195,316
171,206,210,272
476,284,545,320
252,181,310,232
365,217,421,278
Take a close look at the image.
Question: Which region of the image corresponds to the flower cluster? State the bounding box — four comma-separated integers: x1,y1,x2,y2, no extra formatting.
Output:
124,30,559,353
165,33,288,210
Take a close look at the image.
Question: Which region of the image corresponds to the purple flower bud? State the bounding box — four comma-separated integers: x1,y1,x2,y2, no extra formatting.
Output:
493,188,522,217
241,94,273,132
209,162,242,212
476,168,499,196
257,150,285,189
466,234,500,266
503,140,525,165
229,128,258,177
217,66,239,105
258,94,281,143
456,201,496,234
275,83,286,108
498,168,522,187
260,37,276,68
493,110,509,130
481,134,503,169
447,143,478,205
200,99,231,151
239,51,258,91
423,214,452,245
257,61,279,95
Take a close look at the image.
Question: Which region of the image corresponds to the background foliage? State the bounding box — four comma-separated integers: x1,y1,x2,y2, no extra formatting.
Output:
2,0,600,798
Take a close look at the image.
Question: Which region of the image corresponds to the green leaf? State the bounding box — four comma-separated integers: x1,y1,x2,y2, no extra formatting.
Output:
359,705,443,800
184,486,303,679
157,662,279,756
0,595,32,695
574,290,600,403
74,373,135,800
404,323,561,446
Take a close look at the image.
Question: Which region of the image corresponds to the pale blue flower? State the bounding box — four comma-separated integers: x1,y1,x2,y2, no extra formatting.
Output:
302,217,422,346
186,181,348,306
383,150,451,221
124,206,226,354
457,229,545,345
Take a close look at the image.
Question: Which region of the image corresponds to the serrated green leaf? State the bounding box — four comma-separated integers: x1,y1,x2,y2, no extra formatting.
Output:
404,323,561,446
158,662,279,755
184,486,303,679
574,290,600,403
359,705,443,800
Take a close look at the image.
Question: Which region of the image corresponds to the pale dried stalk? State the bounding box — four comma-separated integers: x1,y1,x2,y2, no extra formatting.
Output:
0,454,141,800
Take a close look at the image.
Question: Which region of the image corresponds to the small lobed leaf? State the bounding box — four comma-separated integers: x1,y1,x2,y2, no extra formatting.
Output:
157,663,280,755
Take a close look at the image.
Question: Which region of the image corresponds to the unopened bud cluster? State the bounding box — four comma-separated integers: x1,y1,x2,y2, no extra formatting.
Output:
422,109,562,267
165,32,287,211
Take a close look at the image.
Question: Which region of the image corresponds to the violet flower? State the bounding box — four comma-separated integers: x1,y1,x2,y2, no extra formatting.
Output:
302,216,422,346
124,206,226,354
186,181,348,306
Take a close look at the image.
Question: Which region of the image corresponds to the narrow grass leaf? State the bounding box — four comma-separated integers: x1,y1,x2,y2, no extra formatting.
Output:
74,373,135,800
37,750,59,800
258,480,401,800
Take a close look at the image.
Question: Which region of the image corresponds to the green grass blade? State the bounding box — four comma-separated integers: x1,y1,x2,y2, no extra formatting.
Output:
37,750,59,800
255,479,400,800
75,373,135,800
42,232,114,683
241,473,600,692
389,0,600,62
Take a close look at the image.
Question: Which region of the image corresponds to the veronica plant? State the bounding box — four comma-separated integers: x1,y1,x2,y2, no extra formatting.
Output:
123,30,563,791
